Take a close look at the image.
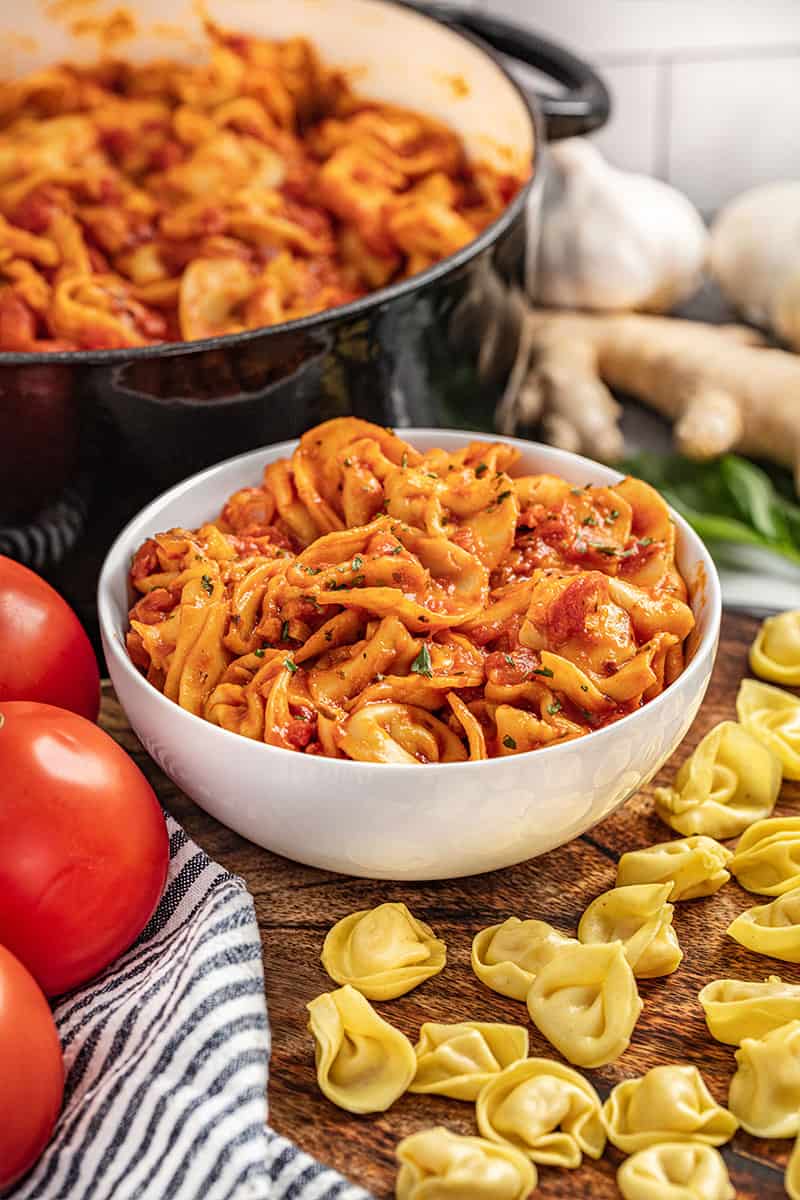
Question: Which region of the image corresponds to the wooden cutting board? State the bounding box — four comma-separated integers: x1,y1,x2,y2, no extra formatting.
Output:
100,610,800,1199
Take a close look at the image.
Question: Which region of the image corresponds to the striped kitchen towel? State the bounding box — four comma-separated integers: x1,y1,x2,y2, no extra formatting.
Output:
6,817,372,1200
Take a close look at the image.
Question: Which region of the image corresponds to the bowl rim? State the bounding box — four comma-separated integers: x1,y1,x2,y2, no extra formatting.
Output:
0,0,539,367
98,428,722,773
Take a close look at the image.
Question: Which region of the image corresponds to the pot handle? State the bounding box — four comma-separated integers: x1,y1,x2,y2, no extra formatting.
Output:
420,4,611,139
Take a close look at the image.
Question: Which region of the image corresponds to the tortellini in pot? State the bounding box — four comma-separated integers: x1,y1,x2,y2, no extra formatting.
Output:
729,817,800,896
409,1022,529,1101
395,1126,537,1200
653,720,781,838
788,1131,800,1200
737,678,800,780
750,609,800,686
475,1057,606,1168
321,902,446,999
616,835,732,902
306,984,416,1113
602,1064,738,1153
727,887,800,962
577,883,682,978
471,917,576,1001
617,1142,734,1200
728,1018,800,1137
526,941,642,1068
698,975,800,1044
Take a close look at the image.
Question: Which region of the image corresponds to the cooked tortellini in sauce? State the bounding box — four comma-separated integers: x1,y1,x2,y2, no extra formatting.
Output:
698,975,800,1044
321,902,446,999
727,887,800,962
616,835,732,901
728,1018,800,1137
653,720,781,838
577,883,682,978
602,1064,738,1153
730,817,800,896
471,917,576,1001
788,1131,800,1200
750,610,800,687
395,1126,537,1200
306,984,415,1113
737,678,800,780
475,1057,606,1168
617,1142,734,1200
526,941,642,1068
409,1022,529,1101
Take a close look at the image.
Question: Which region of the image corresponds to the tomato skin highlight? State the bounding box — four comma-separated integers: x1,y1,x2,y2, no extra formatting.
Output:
0,556,100,720
0,701,169,995
0,944,64,1188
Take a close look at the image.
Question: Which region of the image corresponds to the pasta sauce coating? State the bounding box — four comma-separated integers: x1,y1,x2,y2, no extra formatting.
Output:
0,28,524,351
125,418,696,763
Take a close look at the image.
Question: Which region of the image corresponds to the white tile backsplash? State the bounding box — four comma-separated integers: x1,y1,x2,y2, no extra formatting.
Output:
588,61,661,176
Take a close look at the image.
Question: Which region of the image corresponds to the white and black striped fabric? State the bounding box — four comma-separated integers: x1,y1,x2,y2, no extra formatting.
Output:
6,818,373,1200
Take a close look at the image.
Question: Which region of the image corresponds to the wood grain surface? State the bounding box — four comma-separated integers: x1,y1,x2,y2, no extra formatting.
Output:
101,610,800,1199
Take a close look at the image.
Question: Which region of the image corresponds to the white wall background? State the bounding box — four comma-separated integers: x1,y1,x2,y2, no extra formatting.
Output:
452,0,800,213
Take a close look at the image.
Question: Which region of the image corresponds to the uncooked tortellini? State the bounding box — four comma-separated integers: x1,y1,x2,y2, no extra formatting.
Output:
617,1142,734,1200
699,975,800,1044
471,917,575,1001
306,984,415,1113
788,1132,800,1200
750,609,800,686
410,1022,529,1101
730,817,800,896
577,883,682,978
321,902,446,999
737,678,800,780
728,1018,800,1137
616,835,732,901
526,941,642,1068
395,1126,537,1200
727,887,800,962
475,1057,606,1168
653,720,781,838
602,1064,738,1152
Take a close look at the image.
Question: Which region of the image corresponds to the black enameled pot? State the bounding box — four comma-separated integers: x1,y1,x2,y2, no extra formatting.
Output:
0,0,609,520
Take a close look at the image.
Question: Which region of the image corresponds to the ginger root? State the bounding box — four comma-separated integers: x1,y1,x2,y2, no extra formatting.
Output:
497,306,800,492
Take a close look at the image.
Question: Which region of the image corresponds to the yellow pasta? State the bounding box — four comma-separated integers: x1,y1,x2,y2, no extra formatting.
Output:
395,1127,537,1200
617,1143,734,1200
653,721,781,838
127,417,697,763
475,1057,606,1168
616,835,732,901
409,1022,528,1101
577,883,682,978
306,984,415,1113
728,1019,800,1137
602,1065,738,1153
698,976,800,1044
471,917,576,1001
726,887,800,961
737,678,800,780
526,941,642,1068
750,609,800,686
730,817,800,896
321,903,446,999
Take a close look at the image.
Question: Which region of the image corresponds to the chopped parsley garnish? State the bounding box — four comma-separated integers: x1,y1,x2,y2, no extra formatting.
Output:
410,642,433,678
496,490,512,503
638,536,654,547
401,452,408,468
352,555,363,570
547,701,562,715
376,672,385,681
533,666,554,678
581,515,597,526
352,574,365,586
609,508,620,520
475,463,488,478
343,457,352,467
570,486,583,495
502,734,517,749
425,472,438,480
302,565,321,575
324,629,333,641
388,543,403,555
254,648,265,658
504,653,515,667
200,574,214,595
595,545,618,556
280,620,290,641
283,658,297,673
580,684,589,692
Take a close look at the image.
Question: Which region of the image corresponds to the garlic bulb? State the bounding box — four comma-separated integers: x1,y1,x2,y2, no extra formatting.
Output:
533,139,707,313
710,181,800,350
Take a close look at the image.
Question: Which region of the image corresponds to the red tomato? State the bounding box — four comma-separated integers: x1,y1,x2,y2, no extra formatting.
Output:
0,945,64,1188
0,556,100,720
0,702,169,995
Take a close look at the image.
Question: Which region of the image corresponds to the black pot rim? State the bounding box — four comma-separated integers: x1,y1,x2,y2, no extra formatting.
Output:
0,0,539,368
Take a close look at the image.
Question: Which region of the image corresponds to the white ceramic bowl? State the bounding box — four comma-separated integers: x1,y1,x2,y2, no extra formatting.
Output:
98,432,721,880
